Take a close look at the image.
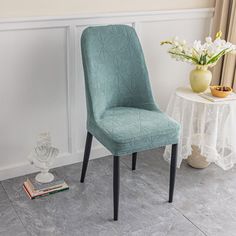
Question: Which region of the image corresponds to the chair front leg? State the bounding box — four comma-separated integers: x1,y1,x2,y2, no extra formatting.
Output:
169,144,178,203
113,155,120,221
132,152,137,170
80,132,93,183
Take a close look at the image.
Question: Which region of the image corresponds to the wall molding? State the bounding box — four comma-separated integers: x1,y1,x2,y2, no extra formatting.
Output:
0,8,214,181
0,8,214,30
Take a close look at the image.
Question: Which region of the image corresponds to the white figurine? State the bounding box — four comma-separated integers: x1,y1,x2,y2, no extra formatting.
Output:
28,132,59,183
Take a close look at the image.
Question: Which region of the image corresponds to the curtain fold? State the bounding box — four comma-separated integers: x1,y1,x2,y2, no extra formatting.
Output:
211,0,236,89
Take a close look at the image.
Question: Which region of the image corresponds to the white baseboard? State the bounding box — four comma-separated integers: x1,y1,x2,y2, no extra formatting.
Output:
0,146,110,181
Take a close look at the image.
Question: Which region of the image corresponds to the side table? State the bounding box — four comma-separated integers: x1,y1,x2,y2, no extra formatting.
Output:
164,87,236,170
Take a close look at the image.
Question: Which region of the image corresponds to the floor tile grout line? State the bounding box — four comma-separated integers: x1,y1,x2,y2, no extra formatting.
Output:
0,181,12,203
1,181,29,235
120,157,132,170
174,206,208,236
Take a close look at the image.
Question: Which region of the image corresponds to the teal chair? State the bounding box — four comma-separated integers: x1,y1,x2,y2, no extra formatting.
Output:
80,25,180,221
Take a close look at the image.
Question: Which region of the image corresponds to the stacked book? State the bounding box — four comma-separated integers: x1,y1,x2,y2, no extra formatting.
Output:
23,175,69,199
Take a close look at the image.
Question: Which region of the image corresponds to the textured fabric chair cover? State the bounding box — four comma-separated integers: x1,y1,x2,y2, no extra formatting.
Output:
81,25,180,156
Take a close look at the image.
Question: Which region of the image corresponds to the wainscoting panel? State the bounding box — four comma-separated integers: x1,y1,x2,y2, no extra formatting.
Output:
139,17,212,109
0,27,70,179
0,8,214,180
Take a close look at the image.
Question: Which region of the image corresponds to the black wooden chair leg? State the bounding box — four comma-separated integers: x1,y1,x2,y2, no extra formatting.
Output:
80,132,93,183
132,152,137,170
169,144,178,203
113,155,120,221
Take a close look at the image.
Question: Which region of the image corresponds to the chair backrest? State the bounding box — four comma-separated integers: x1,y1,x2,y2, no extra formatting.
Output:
81,25,157,121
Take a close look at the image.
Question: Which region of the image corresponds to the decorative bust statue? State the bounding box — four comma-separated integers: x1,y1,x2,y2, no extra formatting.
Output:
28,132,59,183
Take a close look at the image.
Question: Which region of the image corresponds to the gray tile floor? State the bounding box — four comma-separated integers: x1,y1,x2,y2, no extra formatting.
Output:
1,148,236,236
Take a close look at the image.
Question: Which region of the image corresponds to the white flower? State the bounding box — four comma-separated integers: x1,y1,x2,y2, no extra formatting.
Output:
193,40,204,54
205,37,212,43
161,32,236,67
174,41,179,46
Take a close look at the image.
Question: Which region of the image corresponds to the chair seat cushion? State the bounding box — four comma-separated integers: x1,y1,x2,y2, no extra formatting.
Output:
88,107,180,156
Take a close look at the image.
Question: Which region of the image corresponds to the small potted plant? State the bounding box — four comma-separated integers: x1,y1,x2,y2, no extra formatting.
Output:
161,31,236,93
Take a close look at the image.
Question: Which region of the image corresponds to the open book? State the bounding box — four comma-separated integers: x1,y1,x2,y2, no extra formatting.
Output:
199,92,236,102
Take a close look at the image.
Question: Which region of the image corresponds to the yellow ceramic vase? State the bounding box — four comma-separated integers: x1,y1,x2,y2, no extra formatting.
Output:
189,65,212,93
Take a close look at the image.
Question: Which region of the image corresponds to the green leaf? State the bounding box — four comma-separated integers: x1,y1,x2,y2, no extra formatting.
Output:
203,55,207,64
169,52,199,64
207,48,228,64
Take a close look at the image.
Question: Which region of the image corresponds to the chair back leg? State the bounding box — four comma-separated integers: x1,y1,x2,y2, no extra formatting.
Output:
113,155,120,221
169,144,178,203
132,152,137,170
80,132,93,183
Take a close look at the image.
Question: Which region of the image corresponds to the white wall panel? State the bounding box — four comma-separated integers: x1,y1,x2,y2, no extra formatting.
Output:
75,26,88,153
0,8,214,180
0,28,68,169
139,18,211,110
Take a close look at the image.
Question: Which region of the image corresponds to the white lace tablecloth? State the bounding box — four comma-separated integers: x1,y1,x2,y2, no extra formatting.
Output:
163,87,236,170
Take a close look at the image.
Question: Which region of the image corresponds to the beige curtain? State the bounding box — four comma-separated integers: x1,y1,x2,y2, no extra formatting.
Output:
211,0,236,89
